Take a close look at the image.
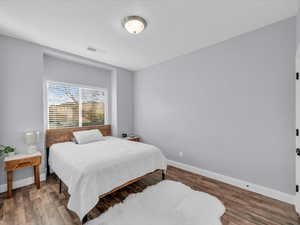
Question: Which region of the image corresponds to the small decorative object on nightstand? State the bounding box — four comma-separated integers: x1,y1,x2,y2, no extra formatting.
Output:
4,152,41,198
126,135,140,142
0,145,15,157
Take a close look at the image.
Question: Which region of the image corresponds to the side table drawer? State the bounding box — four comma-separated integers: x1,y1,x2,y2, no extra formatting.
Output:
5,156,41,171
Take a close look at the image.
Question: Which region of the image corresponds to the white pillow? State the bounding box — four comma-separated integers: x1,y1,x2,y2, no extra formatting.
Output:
73,129,104,144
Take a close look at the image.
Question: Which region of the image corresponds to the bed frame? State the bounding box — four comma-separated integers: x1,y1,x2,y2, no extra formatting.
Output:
45,125,165,224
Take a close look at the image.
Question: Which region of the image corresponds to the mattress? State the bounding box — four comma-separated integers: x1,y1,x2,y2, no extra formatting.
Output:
49,136,167,220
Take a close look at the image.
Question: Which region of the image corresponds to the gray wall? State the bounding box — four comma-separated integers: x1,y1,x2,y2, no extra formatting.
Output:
134,18,296,194
114,68,134,136
298,6,300,50
0,35,134,186
116,68,134,137
0,36,44,184
297,4,300,51
44,55,111,88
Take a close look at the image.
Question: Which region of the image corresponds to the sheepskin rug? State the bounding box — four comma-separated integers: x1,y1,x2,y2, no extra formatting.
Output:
87,180,225,225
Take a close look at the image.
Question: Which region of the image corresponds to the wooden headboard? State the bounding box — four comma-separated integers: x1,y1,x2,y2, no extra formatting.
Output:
46,125,112,148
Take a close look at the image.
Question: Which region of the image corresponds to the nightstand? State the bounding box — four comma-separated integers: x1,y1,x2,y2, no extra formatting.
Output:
126,137,140,142
4,152,42,198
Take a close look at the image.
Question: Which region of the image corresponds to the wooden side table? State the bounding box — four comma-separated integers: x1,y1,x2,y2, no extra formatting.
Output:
126,136,140,142
4,152,42,198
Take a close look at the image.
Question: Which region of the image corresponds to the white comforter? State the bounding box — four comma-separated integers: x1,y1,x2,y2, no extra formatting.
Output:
49,137,167,220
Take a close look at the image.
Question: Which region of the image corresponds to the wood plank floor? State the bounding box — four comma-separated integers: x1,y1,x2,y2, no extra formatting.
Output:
0,166,299,225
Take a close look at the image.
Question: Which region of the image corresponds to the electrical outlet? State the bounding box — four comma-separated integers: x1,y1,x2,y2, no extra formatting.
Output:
179,152,183,157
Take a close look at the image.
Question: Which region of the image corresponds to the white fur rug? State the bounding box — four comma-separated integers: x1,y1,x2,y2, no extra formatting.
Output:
87,180,225,225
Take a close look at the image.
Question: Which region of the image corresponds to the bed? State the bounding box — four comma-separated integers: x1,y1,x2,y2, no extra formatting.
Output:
45,125,167,223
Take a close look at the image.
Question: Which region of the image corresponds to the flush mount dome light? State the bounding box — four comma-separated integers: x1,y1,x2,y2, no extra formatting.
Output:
122,16,147,34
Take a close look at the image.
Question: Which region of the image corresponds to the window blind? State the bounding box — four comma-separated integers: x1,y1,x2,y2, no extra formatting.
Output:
47,81,106,129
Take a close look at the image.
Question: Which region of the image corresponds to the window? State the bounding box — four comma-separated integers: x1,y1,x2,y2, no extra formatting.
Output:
47,81,107,129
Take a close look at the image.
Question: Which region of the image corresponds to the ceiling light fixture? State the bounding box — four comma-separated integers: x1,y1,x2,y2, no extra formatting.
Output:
122,16,147,34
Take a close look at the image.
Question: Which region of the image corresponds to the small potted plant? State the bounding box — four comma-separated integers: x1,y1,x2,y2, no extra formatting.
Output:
0,145,15,158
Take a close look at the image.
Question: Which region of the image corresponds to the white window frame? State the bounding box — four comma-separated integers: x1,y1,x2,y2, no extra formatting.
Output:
45,80,109,129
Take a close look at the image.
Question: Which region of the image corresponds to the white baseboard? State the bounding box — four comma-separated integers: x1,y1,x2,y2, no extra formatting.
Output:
0,162,294,205
0,173,46,193
168,160,295,205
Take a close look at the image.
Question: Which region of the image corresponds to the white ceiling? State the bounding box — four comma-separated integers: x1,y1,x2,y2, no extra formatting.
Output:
0,0,298,71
